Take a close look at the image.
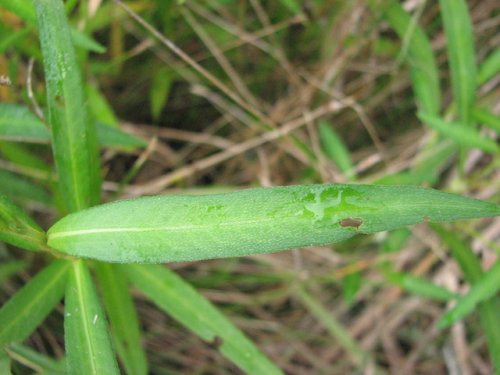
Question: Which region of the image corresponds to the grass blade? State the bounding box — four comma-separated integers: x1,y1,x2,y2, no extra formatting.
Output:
318,120,356,180
47,184,499,263
0,349,10,375
64,260,119,375
418,112,498,153
0,169,52,207
433,225,500,373
122,264,283,375
35,0,101,212
439,0,476,124
0,193,46,251
473,107,500,133
0,261,28,284
95,263,148,375
385,271,457,302
5,343,65,374
295,284,374,370
373,0,440,115
438,259,500,329
0,103,145,149
0,260,70,344
477,48,500,85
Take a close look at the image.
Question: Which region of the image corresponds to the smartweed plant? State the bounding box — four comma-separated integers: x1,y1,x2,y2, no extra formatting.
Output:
0,0,499,374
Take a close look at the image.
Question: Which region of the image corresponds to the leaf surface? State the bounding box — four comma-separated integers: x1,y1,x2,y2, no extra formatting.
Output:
64,260,119,375
95,263,148,375
0,193,46,251
0,260,70,344
48,184,500,263
35,0,101,212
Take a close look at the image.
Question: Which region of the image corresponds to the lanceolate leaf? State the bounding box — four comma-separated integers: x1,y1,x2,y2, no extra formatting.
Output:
0,103,146,149
35,0,101,212
47,184,500,263
438,259,500,329
374,0,441,115
95,263,148,375
65,260,119,375
0,193,46,251
0,260,70,344
438,0,476,124
123,264,283,375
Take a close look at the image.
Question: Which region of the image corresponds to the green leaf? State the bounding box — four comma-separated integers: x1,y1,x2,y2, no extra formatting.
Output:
0,260,70,344
438,259,500,329
150,67,173,122
318,121,355,180
95,263,148,375
473,107,500,133
122,264,283,375
0,0,106,53
47,184,500,263
0,169,52,207
433,225,500,372
85,83,119,128
95,122,147,150
0,103,146,150
0,193,46,251
35,0,101,212
373,0,441,115
0,260,28,284
418,112,499,153
65,260,119,375
385,272,457,301
0,348,11,375
0,104,50,143
439,0,476,124
5,343,65,374
477,48,500,85
69,28,106,54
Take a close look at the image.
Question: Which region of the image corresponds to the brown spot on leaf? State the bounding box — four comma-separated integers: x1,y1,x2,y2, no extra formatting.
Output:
340,217,363,229
422,216,431,223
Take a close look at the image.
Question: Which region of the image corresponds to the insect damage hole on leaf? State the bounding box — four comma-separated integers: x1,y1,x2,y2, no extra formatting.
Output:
339,218,363,229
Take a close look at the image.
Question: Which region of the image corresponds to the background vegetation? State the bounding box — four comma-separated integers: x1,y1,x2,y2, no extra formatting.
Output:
0,0,498,373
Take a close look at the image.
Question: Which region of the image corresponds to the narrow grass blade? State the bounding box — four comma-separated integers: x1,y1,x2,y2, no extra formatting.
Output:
95,123,147,150
373,0,440,115
64,260,119,375
0,260,28,284
438,0,476,124
473,107,500,133
85,83,119,128
385,272,457,302
47,184,500,263
477,49,500,85
433,225,500,372
0,349,10,375
0,103,145,149
5,343,65,374
0,193,46,251
438,259,500,329
95,263,148,375
150,67,173,122
0,260,70,344
35,0,101,212
295,284,374,370
0,103,50,143
318,120,356,180
0,0,105,53
122,264,283,375
418,112,498,153
0,169,52,207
